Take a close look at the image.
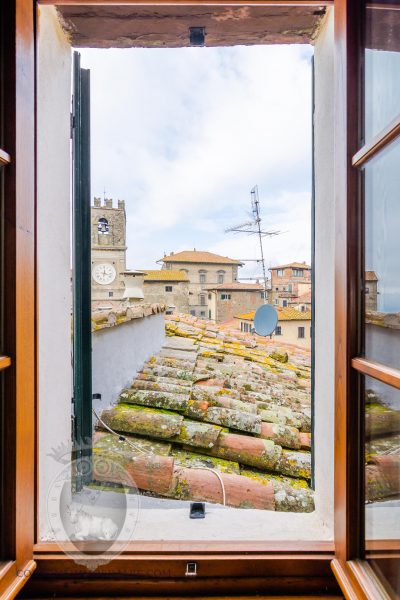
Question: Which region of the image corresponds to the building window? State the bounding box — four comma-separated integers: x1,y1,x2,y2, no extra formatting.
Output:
108,291,113,297
365,286,369,293
217,270,225,284
190,310,196,316
301,305,305,312
275,299,279,305
165,285,173,292
199,294,206,306
208,293,212,300
275,287,279,291
298,326,305,338
283,299,288,307
97,217,109,233
199,270,206,284
288,283,292,292
221,293,231,300
277,269,284,277
293,268,304,277
208,310,211,319
200,311,206,317
275,326,282,336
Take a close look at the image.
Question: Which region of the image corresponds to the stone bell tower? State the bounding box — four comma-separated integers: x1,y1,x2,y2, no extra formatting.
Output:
91,197,127,303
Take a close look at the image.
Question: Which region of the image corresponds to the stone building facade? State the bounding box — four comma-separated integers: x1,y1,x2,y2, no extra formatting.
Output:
269,262,312,308
236,306,312,350
91,198,144,310
143,270,190,314
207,282,264,323
91,197,127,305
365,271,378,312
161,250,243,319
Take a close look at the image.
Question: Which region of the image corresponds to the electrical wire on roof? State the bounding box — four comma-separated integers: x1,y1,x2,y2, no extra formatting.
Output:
92,407,226,506
92,407,148,455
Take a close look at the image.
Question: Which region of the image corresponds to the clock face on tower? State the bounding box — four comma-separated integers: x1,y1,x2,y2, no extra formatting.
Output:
92,263,117,285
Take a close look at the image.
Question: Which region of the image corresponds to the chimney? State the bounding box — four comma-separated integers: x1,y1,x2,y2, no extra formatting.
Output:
93,197,101,207
104,198,112,208
118,199,125,209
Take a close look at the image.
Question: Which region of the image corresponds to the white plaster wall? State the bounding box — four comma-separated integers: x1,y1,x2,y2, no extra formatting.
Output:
37,6,72,540
35,7,336,542
313,7,335,534
92,314,166,415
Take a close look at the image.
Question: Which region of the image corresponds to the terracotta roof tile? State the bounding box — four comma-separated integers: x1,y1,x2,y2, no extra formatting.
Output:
161,250,243,265
235,307,312,321
269,262,311,270
143,269,189,282
365,271,378,281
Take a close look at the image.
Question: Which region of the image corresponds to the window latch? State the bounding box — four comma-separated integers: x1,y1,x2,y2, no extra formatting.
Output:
185,562,197,577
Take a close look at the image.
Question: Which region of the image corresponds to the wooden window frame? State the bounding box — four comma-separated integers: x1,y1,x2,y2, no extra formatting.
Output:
333,0,400,597
9,0,397,596
0,0,36,597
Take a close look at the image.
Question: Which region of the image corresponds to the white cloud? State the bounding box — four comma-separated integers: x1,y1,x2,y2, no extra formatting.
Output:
80,44,312,269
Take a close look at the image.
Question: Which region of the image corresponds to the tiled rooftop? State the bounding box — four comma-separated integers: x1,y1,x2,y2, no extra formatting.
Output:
143,269,189,282
94,313,313,512
269,262,311,270
161,250,243,265
236,307,312,322
365,270,378,281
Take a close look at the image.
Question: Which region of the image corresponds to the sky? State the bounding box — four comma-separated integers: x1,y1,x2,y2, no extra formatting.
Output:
80,44,313,280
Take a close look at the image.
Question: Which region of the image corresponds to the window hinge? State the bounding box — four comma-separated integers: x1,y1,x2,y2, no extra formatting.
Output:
70,112,75,139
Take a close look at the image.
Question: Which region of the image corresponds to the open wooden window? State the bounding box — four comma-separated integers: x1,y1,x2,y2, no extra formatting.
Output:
333,0,400,597
9,0,400,597
0,0,36,597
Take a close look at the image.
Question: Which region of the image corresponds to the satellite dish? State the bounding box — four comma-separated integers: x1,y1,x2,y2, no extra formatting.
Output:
253,304,278,337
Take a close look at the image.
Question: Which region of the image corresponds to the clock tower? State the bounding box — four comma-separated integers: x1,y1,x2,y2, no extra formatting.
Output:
91,197,127,303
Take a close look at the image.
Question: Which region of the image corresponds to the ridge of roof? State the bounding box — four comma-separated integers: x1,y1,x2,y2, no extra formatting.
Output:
269,262,311,270
161,250,243,265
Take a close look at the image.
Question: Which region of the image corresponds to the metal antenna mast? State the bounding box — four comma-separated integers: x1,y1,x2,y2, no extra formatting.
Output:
251,186,268,303
225,185,283,303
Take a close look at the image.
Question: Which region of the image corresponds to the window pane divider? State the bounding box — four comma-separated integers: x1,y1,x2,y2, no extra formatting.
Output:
0,148,11,167
352,112,400,167
352,356,400,389
0,355,11,371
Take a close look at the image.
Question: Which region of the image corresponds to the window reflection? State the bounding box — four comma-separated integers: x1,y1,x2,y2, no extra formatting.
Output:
364,376,400,597
365,1,400,140
364,138,400,370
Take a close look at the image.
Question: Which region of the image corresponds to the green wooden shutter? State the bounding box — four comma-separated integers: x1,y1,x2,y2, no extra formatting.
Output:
72,51,92,491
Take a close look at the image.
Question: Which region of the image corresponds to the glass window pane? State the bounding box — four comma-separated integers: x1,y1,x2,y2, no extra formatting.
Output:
365,1,400,140
364,375,400,597
364,137,400,370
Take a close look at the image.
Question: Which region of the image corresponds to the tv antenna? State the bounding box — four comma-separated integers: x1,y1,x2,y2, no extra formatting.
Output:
225,185,283,303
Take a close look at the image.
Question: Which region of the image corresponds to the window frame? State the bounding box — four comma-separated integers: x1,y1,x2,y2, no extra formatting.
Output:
6,0,380,596
332,0,400,596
